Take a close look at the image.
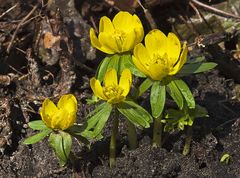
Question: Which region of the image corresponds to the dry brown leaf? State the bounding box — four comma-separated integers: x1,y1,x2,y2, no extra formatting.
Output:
43,32,61,49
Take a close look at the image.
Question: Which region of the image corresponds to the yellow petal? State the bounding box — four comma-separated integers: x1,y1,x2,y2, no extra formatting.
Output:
55,109,76,130
41,98,58,116
113,11,134,31
90,28,101,48
133,14,144,44
148,63,168,81
132,43,151,75
49,111,60,129
169,42,188,75
90,28,115,54
99,16,114,33
108,96,125,104
99,32,120,53
50,108,66,130
90,77,107,100
166,32,181,66
57,94,77,113
40,98,58,128
122,30,136,52
104,68,118,87
145,29,167,57
132,56,149,78
40,111,52,128
119,69,132,96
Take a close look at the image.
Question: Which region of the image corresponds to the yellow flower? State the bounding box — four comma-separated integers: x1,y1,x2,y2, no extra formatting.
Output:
90,11,144,54
133,29,188,81
40,94,77,130
90,68,132,104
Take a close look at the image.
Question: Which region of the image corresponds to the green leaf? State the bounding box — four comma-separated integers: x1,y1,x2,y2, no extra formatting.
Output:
96,56,111,81
61,131,72,163
186,56,205,64
189,105,209,118
173,79,195,109
138,78,153,96
49,131,72,166
164,104,208,132
107,54,120,73
66,125,90,145
86,95,99,105
66,124,87,134
87,102,108,118
118,54,131,74
121,55,146,77
92,103,112,137
96,54,121,81
165,109,184,119
220,153,230,164
23,128,52,145
79,130,96,140
167,79,184,109
178,62,217,76
81,102,112,139
117,100,152,128
150,81,166,118
28,120,48,130
86,102,112,130
163,109,187,131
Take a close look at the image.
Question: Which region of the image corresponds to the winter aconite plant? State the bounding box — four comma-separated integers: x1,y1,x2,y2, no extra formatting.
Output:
23,10,217,169
132,29,192,147
132,29,216,147
87,11,216,164
90,11,145,82
23,94,86,166
40,94,77,130
133,29,188,81
82,68,152,167
90,11,144,54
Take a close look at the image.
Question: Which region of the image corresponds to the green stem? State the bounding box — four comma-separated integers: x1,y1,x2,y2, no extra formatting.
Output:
109,109,119,168
127,120,138,150
152,116,162,148
182,126,193,156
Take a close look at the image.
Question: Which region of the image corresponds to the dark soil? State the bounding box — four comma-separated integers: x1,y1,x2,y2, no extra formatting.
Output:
0,0,240,177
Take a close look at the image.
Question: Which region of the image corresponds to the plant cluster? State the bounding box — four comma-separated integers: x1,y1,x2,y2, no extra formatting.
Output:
24,11,216,167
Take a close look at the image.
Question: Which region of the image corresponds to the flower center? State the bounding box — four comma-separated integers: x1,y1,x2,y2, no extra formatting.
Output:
112,30,126,51
103,85,124,100
144,53,167,68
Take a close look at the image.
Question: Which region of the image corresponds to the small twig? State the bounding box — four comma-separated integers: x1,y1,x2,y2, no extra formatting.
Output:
189,1,203,22
90,16,98,33
136,0,157,29
178,15,199,35
103,0,121,11
214,118,238,132
7,4,39,53
193,4,215,33
0,3,19,19
21,15,41,26
8,64,24,75
177,3,209,35
15,47,27,54
191,0,240,20
187,30,237,48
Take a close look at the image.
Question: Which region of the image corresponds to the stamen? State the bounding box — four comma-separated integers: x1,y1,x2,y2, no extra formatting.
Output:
112,30,126,51
145,53,167,69
103,85,124,100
